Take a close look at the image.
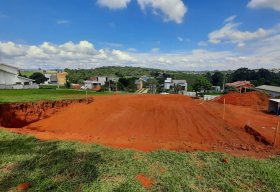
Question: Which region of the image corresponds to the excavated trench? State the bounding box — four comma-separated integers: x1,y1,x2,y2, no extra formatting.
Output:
0,98,93,128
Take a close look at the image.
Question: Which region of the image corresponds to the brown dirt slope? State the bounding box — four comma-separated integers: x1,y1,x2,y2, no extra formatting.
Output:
6,94,278,157
216,91,268,109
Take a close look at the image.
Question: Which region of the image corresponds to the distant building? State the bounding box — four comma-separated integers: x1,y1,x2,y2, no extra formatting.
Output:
256,85,280,98
57,72,68,85
0,63,38,89
226,81,253,92
44,72,67,85
135,76,151,90
164,78,187,91
84,76,109,90
268,99,280,115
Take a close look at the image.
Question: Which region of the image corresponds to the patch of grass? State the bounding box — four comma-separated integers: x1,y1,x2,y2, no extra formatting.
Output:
0,89,113,103
0,130,279,191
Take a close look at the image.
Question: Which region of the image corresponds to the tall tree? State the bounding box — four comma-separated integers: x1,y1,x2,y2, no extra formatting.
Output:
193,76,212,93
212,71,224,86
29,72,47,84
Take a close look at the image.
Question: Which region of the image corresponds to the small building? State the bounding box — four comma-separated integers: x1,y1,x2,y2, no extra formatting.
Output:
256,85,280,98
89,76,108,86
57,72,68,85
226,81,253,92
164,78,187,91
268,99,280,115
164,78,172,90
84,76,109,90
135,76,151,90
0,63,37,89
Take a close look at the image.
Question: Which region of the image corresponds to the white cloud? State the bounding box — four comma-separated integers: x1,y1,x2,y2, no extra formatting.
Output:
137,0,187,24
248,0,280,11
151,48,160,53
224,15,236,23
97,0,131,9
198,41,208,47
112,49,137,62
127,48,137,52
1,35,280,70
208,20,270,45
177,37,184,42
56,20,71,24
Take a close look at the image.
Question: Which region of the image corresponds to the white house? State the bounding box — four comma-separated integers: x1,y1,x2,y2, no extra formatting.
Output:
84,76,110,90
0,63,38,89
164,78,187,91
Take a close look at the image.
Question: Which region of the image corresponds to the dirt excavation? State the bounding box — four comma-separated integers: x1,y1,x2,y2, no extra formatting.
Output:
1,92,280,157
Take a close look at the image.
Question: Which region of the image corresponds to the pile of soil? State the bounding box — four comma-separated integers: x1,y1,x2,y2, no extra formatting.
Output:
216,91,268,109
5,94,279,157
0,98,93,128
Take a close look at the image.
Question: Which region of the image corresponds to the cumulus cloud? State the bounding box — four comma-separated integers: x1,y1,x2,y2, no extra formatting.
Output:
112,49,137,62
97,0,131,9
248,0,280,11
1,35,280,70
208,18,271,45
137,0,187,24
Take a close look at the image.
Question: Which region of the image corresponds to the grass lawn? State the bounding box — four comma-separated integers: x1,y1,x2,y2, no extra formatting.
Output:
0,89,114,103
0,130,279,191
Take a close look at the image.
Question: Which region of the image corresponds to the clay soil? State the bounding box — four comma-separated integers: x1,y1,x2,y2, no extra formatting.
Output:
3,94,280,157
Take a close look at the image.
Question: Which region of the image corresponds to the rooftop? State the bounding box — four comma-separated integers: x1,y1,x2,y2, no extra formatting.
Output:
256,85,280,93
269,99,280,103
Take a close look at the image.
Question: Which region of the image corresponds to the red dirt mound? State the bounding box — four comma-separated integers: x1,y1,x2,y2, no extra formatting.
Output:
216,91,268,109
0,98,92,128
4,94,279,157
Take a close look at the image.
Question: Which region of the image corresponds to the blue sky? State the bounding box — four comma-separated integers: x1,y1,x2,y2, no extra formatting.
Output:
0,0,280,70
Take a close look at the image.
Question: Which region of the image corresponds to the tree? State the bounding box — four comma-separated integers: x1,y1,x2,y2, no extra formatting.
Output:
193,76,212,94
65,80,71,88
212,71,224,86
205,72,212,83
29,72,47,84
231,68,253,81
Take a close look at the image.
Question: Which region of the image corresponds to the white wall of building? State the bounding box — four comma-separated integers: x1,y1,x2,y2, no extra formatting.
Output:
0,70,17,84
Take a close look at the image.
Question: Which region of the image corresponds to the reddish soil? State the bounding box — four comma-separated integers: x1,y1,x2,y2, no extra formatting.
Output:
0,98,93,128
2,94,280,157
216,91,269,110
16,182,31,191
136,174,154,188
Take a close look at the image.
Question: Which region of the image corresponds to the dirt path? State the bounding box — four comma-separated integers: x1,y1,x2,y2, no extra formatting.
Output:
4,94,280,157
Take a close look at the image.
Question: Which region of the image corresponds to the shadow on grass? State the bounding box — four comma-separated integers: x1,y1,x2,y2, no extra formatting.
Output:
0,135,101,191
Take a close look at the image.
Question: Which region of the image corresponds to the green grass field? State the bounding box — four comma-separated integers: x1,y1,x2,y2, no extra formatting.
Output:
0,89,113,103
0,130,279,191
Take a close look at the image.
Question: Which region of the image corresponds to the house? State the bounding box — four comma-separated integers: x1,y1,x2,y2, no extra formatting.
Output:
44,72,68,85
135,76,151,90
164,78,187,91
57,72,68,85
226,81,253,92
268,99,280,115
256,85,280,98
84,76,109,90
0,63,38,89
